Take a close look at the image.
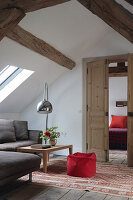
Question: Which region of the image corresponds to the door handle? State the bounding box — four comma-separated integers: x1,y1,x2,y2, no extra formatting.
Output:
105,112,108,116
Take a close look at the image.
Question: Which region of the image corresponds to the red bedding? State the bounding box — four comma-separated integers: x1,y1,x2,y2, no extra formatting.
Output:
109,128,127,150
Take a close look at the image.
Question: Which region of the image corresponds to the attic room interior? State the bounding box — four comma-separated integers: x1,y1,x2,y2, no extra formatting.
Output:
0,0,133,199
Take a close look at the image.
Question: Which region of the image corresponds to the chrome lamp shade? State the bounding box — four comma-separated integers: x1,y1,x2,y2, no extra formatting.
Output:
37,100,52,114
37,82,53,132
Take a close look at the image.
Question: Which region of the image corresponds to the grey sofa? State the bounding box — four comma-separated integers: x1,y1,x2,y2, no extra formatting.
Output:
0,119,42,187
0,119,42,151
0,151,41,187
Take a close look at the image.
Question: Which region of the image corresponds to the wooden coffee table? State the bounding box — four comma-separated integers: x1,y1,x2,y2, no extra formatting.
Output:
17,144,73,173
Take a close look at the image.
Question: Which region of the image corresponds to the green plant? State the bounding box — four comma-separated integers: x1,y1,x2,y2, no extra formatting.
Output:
40,131,49,141
40,126,60,140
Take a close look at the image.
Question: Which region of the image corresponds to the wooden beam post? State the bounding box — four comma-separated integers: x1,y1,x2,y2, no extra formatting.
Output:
0,0,71,13
0,8,25,41
128,54,133,167
109,62,128,77
77,0,133,43
6,25,76,70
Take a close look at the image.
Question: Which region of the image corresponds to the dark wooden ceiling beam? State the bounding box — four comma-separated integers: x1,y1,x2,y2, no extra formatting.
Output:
109,72,128,77
0,0,71,13
0,8,25,41
109,64,127,73
109,62,128,77
6,25,75,69
77,0,133,43
117,62,125,68
125,0,133,6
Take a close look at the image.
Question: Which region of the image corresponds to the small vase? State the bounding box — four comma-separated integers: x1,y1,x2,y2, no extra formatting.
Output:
42,139,51,148
49,138,57,146
44,139,47,144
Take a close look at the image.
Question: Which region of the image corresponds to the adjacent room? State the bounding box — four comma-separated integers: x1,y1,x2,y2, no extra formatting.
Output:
0,0,133,199
109,62,128,164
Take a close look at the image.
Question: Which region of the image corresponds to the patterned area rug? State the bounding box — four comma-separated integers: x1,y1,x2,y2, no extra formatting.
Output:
20,160,133,198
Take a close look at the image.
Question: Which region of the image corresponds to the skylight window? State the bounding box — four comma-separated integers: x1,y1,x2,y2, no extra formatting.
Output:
0,65,18,85
0,66,34,103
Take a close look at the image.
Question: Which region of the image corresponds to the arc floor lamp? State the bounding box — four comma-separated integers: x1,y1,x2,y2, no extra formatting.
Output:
37,82,53,131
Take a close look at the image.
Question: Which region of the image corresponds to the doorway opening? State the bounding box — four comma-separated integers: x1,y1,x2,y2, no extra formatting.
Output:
109,61,128,164
82,54,133,166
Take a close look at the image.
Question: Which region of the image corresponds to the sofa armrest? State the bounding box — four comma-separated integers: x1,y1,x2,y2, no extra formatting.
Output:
28,130,43,144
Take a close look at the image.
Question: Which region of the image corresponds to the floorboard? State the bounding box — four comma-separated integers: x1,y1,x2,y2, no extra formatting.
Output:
104,195,113,200
107,196,128,200
109,150,127,164
104,196,128,200
59,189,86,200
1,184,50,200
79,191,107,200
31,186,70,200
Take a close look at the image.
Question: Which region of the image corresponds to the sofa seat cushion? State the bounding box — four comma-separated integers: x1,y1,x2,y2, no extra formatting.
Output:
13,120,28,140
0,151,41,180
0,119,16,144
0,140,36,151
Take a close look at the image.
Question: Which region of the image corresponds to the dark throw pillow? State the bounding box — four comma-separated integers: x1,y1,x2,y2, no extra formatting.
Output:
0,119,16,143
13,120,29,140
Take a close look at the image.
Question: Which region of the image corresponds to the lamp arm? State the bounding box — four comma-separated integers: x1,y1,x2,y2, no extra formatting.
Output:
44,82,48,101
46,114,48,130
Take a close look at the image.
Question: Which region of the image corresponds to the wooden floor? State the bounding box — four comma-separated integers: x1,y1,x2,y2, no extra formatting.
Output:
0,150,132,200
109,150,127,164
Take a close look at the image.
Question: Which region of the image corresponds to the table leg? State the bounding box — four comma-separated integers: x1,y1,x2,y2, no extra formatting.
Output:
48,153,49,162
69,146,73,154
43,152,48,173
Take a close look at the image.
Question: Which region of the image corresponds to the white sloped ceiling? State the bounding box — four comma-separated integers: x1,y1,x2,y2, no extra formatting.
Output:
0,0,132,113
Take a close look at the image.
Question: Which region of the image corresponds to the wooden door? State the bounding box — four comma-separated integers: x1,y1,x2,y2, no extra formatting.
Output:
128,54,133,166
87,60,109,162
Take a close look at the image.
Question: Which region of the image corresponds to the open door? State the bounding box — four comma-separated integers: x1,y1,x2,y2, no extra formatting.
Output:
128,53,133,167
87,60,109,162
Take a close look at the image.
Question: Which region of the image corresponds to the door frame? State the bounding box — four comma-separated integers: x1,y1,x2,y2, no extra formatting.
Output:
82,54,128,153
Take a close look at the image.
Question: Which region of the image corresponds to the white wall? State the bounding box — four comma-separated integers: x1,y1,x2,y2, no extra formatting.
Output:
109,77,128,125
48,63,82,154
0,113,20,120
20,63,82,154
20,95,45,131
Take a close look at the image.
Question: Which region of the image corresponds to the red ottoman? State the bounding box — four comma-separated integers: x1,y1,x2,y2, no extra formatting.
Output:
67,152,96,177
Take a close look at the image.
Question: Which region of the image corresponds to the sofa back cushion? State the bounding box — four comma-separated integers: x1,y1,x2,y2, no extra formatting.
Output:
0,119,16,143
13,120,28,140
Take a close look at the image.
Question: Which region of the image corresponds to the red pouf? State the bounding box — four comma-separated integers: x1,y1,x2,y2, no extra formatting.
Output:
67,152,96,177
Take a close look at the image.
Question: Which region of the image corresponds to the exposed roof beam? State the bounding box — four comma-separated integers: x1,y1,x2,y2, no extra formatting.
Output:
109,62,128,77
125,0,133,6
0,8,25,41
6,25,76,70
77,0,133,43
0,0,71,13
109,72,128,77
109,63,127,73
